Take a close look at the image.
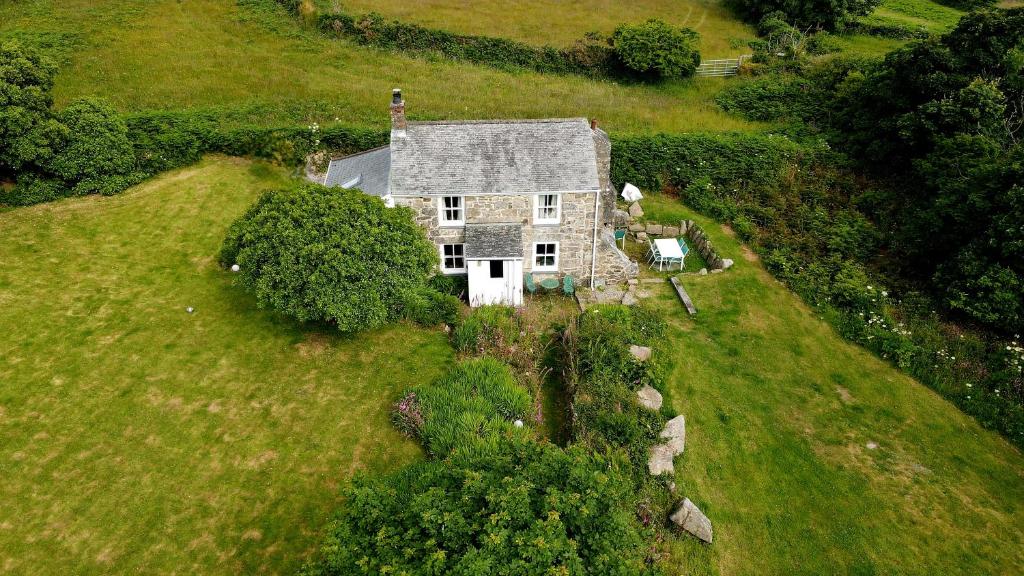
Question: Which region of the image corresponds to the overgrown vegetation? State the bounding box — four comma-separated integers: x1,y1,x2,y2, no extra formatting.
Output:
219,183,455,333
728,0,883,30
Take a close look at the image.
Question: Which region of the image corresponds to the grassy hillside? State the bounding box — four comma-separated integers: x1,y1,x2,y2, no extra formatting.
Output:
634,196,1024,574
0,0,759,134
332,0,755,57
0,157,452,574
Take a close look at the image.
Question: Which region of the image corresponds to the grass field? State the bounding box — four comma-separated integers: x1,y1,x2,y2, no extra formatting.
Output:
0,0,760,134
0,157,453,574
332,0,756,57
631,195,1024,574
3,163,1021,574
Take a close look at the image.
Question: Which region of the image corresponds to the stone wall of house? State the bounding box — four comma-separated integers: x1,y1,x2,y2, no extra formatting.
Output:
592,128,617,225
394,192,634,283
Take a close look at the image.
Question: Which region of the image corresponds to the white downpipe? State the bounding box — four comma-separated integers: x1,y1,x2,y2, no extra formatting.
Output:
590,188,600,289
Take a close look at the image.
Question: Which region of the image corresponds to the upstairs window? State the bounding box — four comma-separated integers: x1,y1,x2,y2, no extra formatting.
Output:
533,242,558,272
440,244,465,273
439,196,464,226
534,194,561,224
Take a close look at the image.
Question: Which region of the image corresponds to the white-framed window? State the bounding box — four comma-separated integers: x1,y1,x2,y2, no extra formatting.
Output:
533,242,559,272
440,243,466,273
439,196,464,226
534,194,561,224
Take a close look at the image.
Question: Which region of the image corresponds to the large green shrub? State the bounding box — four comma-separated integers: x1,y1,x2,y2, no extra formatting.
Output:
0,40,57,173
219,183,439,332
611,20,701,79
48,97,139,194
301,441,656,576
728,0,882,30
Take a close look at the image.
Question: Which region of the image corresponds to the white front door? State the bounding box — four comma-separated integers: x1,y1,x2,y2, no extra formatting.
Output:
467,259,523,307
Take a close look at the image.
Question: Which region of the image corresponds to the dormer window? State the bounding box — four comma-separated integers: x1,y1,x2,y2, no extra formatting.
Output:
439,196,464,226
534,194,560,225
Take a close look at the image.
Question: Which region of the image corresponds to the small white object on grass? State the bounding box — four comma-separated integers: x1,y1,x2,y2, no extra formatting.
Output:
621,182,643,202
186,307,195,314
866,441,878,450
231,264,240,272
514,419,524,428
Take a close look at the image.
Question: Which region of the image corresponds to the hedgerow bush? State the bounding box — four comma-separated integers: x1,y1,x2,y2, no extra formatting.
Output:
219,183,440,332
301,440,657,576
611,20,701,79
728,0,882,30
0,40,57,173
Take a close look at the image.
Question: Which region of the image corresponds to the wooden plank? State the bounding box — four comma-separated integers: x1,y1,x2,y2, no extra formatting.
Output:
670,276,698,315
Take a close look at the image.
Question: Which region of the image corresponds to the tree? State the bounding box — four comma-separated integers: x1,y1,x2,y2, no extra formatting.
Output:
220,184,439,332
48,97,137,194
727,0,881,30
0,40,57,172
612,20,701,79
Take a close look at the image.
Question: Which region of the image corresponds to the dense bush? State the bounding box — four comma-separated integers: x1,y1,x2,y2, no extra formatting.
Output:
219,183,439,332
48,97,141,195
611,20,701,79
0,40,57,173
301,440,657,576
401,284,461,327
728,0,882,30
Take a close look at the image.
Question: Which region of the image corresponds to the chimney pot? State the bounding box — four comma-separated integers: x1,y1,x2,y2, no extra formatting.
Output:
390,88,407,133
590,118,598,130
392,88,402,105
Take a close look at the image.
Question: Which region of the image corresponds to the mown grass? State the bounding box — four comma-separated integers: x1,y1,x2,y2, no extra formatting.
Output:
868,0,964,32
331,0,756,57
0,0,760,134
0,157,453,575
627,196,1024,574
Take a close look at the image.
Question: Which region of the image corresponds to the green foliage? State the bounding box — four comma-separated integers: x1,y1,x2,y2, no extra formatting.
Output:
395,358,532,458
48,97,139,194
563,305,671,465
611,20,701,79
401,284,462,327
219,183,438,332
728,0,882,30
301,441,657,576
0,40,56,173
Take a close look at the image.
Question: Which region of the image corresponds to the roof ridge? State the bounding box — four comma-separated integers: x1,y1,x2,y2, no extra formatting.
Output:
408,117,588,126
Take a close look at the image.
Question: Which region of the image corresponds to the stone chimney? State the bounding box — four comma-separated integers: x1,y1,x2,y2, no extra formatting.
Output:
590,118,598,130
390,88,407,135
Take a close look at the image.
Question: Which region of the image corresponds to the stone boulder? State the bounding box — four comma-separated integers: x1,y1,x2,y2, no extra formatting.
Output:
613,209,631,226
722,258,734,269
663,226,680,237
699,268,708,275
647,223,663,235
660,415,685,455
629,344,652,362
628,223,645,232
648,444,675,476
637,384,663,410
636,231,649,242
621,292,639,306
670,499,713,543
628,202,644,218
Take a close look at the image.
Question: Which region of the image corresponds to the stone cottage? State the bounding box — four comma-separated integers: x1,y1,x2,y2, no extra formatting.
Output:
323,89,637,306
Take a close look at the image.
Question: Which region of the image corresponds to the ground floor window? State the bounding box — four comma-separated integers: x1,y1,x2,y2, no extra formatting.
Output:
440,244,465,273
489,260,504,278
533,242,558,272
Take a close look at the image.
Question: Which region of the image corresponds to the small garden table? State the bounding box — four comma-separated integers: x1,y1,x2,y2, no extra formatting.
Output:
653,238,684,271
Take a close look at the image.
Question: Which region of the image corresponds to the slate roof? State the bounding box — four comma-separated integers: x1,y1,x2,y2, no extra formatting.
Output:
323,146,391,197
389,119,601,196
464,223,523,259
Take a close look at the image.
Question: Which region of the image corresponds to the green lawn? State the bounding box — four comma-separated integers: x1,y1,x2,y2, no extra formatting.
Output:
0,157,453,574
631,195,1024,574
0,0,760,134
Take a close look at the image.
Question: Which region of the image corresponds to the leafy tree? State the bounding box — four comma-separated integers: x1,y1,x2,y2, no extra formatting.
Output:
612,20,701,79
219,183,439,332
0,40,57,172
727,0,881,30
48,97,138,194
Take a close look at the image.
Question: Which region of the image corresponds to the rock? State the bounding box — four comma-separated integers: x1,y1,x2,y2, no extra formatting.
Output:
629,345,652,362
670,499,713,543
648,443,675,476
621,292,639,306
680,220,689,233
699,268,708,275
663,226,680,237
866,441,879,450
647,223,663,235
627,278,639,286
660,415,685,455
711,269,723,274
628,223,645,232
628,202,644,218
613,209,630,226
636,232,649,242
637,384,663,410
721,258,734,269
